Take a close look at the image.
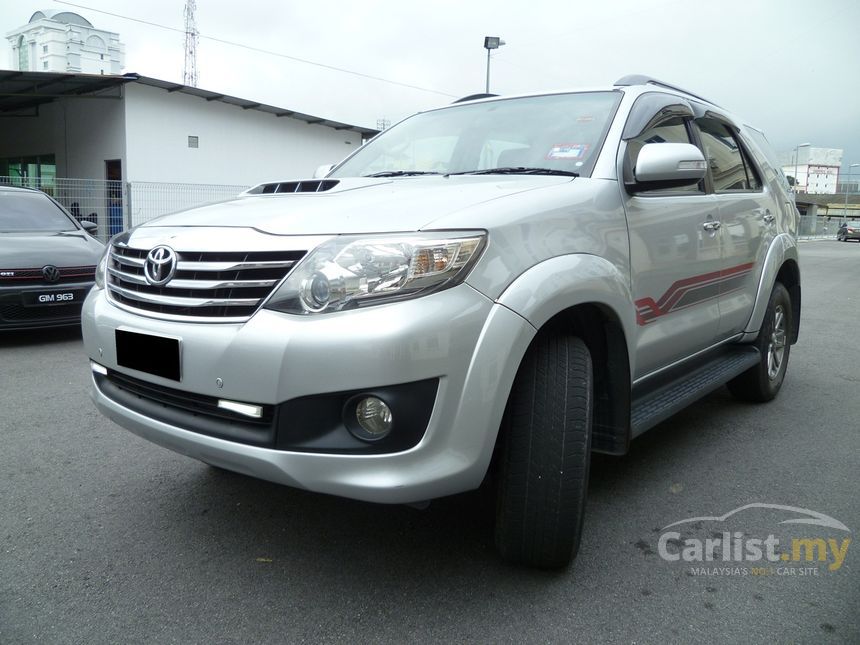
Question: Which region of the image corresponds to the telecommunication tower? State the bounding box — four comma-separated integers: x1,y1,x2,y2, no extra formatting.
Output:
183,0,199,86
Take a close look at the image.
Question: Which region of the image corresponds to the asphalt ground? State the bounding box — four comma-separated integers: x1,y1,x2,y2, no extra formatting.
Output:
1,241,858,644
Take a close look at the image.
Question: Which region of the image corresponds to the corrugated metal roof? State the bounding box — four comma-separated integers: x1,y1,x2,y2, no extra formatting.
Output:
0,70,379,136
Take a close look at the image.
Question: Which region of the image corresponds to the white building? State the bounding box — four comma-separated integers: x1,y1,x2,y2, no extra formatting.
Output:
0,71,377,232
780,147,843,194
6,10,124,75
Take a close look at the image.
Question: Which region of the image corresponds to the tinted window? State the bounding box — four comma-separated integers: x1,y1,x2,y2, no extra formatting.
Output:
743,127,789,191
0,191,77,232
627,116,704,194
697,119,761,192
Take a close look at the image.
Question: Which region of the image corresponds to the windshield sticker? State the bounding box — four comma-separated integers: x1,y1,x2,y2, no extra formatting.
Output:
546,143,589,160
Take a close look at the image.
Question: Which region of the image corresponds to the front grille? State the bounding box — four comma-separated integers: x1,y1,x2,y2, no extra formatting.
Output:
0,299,82,324
106,246,305,320
0,265,95,286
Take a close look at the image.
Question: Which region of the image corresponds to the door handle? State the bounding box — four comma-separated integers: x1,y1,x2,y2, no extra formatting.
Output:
703,220,721,231
763,210,775,224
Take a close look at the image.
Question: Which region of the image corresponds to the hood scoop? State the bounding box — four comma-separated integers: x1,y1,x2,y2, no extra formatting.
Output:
245,179,339,195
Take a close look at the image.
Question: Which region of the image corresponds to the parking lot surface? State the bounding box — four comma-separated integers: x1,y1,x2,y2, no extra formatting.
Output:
1,241,858,644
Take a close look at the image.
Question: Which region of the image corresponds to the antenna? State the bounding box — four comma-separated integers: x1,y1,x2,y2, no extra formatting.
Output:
183,0,199,86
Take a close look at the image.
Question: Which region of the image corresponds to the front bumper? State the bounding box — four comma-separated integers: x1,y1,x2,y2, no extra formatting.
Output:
83,284,536,503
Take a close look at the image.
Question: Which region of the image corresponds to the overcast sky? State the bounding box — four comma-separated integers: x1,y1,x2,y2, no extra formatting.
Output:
2,0,859,172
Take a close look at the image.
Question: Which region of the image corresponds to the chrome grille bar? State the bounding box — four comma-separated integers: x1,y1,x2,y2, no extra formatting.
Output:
108,267,278,290
110,283,259,308
177,260,296,272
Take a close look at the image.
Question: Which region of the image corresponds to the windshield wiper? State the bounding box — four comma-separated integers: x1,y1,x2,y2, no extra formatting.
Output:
364,170,441,177
448,167,579,177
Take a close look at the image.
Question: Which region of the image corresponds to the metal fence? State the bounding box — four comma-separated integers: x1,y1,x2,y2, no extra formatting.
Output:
1,175,249,241
799,215,857,240
128,181,249,227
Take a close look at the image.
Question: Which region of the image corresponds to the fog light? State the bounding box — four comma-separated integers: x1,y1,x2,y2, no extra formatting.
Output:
354,396,393,440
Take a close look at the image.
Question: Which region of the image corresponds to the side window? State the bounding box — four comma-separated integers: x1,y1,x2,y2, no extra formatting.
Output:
696,118,762,192
626,116,704,194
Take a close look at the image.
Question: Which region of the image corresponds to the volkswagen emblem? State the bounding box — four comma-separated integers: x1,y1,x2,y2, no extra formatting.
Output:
144,245,177,286
42,265,61,283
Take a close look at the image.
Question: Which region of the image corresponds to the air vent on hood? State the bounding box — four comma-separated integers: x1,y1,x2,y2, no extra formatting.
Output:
246,180,339,195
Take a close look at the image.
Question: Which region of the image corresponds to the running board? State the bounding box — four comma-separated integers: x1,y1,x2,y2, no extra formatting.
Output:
631,346,760,437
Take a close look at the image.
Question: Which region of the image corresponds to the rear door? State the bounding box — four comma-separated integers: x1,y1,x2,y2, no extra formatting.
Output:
694,117,774,339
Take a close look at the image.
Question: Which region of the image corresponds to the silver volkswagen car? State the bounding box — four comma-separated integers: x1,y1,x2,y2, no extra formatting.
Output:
83,76,800,568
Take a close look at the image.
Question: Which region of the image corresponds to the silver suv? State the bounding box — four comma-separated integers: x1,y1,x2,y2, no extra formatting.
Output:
83,76,800,569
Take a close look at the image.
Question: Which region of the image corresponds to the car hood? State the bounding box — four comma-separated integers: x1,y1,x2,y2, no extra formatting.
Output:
139,176,575,235
0,231,104,268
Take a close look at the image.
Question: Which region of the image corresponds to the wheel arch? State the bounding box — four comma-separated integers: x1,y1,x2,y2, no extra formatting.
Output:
776,258,801,344
493,254,635,455
539,303,632,455
742,234,801,344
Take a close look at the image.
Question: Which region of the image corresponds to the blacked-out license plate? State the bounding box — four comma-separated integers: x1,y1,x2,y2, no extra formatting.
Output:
115,329,181,381
22,290,85,306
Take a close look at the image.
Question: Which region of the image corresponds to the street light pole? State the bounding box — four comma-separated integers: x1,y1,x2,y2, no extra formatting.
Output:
793,142,810,193
483,36,505,94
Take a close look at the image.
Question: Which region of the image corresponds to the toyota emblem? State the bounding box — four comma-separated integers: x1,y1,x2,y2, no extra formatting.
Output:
144,245,177,286
42,265,61,283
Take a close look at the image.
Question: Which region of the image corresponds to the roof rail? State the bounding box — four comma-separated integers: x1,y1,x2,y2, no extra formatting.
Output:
613,75,719,107
452,93,499,104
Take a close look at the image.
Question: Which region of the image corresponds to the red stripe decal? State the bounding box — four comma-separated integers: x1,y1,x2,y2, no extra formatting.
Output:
635,262,754,326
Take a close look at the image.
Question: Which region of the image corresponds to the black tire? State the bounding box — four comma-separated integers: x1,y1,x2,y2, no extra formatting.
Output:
727,282,792,402
494,330,593,569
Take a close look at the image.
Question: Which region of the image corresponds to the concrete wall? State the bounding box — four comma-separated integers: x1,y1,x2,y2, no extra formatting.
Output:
0,94,126,179
123,83,361,185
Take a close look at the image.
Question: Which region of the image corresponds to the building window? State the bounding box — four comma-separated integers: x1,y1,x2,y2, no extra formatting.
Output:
188,136,199,149
100,54,104,60
43,61,48,70
17,36,28,71
0,155,58,190
43,45,48,53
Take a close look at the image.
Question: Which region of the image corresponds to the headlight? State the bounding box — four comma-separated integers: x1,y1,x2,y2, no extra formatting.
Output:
94,244,110,289
264,231,486,314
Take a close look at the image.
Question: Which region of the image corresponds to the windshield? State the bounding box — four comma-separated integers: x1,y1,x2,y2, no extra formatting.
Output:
331,91,621,179
0,191,77,232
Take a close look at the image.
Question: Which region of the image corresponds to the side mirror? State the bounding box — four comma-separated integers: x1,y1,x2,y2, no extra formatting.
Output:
80,220,98,234
628,143,707,193
313,163,335,179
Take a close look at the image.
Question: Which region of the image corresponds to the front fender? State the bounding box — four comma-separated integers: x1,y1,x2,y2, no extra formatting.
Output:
494,253,636,362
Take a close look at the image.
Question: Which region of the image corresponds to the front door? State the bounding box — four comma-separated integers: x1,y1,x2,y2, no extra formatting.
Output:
622,115,722,380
